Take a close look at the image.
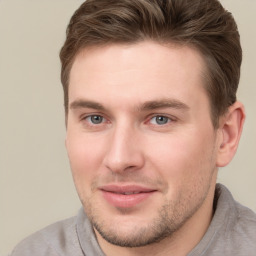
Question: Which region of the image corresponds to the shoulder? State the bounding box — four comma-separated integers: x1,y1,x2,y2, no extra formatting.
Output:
190,184,256,256
221,184,256,241
230,200,256,245
10,216,83,256
212,184,256,255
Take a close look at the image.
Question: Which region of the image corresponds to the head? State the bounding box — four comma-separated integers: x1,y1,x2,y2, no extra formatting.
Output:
60,0,245,253
60,0,242,128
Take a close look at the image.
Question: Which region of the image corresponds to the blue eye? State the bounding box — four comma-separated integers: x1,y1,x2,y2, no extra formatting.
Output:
150,116,170,125
87,115,104,124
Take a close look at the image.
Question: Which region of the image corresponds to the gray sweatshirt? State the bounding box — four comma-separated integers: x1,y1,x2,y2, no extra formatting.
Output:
10,184,256,256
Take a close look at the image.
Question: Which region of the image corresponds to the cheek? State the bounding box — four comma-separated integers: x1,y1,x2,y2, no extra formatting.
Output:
66,133,106,188
145,132,217,208
146,130,216,185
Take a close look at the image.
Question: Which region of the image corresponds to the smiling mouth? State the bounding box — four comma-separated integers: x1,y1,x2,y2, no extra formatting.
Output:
112,191,147,195
99,185,157,208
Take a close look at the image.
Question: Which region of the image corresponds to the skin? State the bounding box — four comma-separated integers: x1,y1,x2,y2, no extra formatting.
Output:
66,41,245,256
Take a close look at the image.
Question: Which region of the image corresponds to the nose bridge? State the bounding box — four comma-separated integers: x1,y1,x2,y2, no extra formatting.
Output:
103,120,144,173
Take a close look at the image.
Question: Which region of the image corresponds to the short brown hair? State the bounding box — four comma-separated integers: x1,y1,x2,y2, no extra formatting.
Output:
60,0,242,127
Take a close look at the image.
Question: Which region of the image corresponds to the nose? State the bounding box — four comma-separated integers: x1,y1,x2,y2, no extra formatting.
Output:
103,123,145,173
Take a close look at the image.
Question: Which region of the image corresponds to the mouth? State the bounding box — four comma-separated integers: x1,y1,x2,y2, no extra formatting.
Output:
99,184,157,208
113,191,143,195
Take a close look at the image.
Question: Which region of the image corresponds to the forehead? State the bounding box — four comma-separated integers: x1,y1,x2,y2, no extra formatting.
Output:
69,41,209,111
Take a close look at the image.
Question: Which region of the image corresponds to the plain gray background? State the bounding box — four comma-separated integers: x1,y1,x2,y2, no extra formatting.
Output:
0,0,255,255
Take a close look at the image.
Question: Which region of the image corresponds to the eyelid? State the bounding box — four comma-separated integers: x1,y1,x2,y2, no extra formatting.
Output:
85,115,105,124
146,113,177,122
80,112,105,121
80,113,110,127
78,111,177,127
150,116,171,124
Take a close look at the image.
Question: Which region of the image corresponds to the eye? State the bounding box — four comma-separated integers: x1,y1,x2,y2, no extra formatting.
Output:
85,115,105,124
150,115,171,125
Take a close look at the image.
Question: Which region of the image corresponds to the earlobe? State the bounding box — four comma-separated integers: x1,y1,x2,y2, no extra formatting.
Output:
216,101,245,167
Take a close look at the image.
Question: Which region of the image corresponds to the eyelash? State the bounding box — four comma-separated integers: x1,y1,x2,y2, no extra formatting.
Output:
82,114,108,125
80,114,176,128
147,115,173,126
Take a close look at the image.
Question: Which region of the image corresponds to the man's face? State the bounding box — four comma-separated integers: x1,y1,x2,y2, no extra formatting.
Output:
66,41,220,247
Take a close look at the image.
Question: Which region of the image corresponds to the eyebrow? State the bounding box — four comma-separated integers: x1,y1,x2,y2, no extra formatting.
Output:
70,99,105,111
139,99,190,112
69,98,190,112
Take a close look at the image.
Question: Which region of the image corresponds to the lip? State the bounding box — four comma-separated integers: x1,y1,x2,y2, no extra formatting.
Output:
99,184,157,208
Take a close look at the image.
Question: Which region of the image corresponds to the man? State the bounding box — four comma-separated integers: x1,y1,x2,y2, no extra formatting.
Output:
11,0,256,255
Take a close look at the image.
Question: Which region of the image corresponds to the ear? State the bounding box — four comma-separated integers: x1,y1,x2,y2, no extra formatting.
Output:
216,101,245,167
